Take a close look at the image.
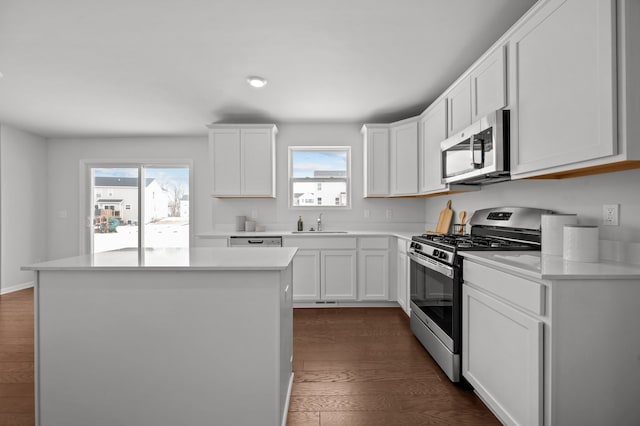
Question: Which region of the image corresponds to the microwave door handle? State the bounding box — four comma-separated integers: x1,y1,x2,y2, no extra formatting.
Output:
471,135,483,169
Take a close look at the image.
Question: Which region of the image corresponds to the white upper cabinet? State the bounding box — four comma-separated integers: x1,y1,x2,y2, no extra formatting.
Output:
447,43,507,136
361,124,390,197
209,127,241,196
208,124,277,197
419,98,448,194
471,45,507,122
390,118,419,195
446,77,472,136
508,0,617,178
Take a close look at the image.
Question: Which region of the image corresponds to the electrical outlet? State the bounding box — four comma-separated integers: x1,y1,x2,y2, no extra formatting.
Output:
386,209,393,219
251,210,258,220
602,204,619,226
364,209,370,218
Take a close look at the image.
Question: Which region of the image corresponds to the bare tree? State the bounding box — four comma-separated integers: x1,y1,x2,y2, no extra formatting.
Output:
167,183,185,217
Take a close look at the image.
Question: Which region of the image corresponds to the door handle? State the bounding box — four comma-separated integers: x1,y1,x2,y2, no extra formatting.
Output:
471,135,484,169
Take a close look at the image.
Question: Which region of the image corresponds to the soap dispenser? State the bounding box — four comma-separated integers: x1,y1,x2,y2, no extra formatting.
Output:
297,216,303,231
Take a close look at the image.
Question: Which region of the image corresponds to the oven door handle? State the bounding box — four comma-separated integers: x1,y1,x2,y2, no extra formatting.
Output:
408,252,454,279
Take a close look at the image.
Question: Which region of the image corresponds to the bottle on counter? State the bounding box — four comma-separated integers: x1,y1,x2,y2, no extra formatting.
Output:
297,216,303,231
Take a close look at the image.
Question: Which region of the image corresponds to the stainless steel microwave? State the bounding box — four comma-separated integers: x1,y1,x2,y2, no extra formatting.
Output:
440,110,510,185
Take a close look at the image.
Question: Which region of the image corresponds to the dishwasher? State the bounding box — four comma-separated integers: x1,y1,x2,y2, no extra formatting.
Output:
228,236,282,247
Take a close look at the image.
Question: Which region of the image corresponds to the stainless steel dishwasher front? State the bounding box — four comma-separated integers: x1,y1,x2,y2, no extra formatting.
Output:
228,236,283,247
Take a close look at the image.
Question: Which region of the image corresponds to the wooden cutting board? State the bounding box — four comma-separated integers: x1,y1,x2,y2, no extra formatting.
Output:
435,200,453,234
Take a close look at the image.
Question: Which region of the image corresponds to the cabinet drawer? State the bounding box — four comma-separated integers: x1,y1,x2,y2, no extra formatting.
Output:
358,237,389,250
283,237,357,250
463,261,545,315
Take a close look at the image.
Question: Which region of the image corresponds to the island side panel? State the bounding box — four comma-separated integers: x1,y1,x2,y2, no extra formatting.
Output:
279,265,294,424
550,279,640,426
36,269,285,426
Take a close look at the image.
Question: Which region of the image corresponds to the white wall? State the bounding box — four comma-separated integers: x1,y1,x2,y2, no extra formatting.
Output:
46,124,425,260
46,137,209,260
0,124,48,292
210,123,426,232
425,168,640,242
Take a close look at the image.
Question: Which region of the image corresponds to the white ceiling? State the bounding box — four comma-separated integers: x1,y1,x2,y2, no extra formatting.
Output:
0,0,537,138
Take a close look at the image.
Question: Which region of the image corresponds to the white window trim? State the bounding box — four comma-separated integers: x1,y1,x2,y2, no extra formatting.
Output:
288,146,351,209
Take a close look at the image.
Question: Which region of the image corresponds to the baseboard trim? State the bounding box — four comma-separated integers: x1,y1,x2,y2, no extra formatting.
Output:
0,281,34,295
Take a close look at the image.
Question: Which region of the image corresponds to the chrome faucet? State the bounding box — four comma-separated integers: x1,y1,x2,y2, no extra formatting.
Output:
317,213,323,231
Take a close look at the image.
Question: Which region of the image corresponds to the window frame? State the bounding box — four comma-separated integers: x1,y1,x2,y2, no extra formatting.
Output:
288,146,351,209
79,159,194,255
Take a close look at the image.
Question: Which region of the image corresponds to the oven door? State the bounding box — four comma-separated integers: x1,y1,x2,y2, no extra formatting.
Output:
408,252,460,354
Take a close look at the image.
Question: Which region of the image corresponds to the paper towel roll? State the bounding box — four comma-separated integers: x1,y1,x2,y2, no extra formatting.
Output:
541,214,578,255
563,225,599,262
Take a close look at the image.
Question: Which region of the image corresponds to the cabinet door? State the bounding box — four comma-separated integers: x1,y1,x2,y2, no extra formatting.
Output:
363,126,390,197
419,99,448,194
210,128,241,196
471,45,507,121
463,284,543,426
241,128,274,197
321,250,357,300
291,250,321,301
447,77,472,135
509,0,616,177
390,120,418,195
358,250,389,301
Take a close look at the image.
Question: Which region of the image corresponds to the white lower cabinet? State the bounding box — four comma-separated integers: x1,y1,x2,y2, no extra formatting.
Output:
462,284,543,426
285,237,358,302
462,257,640,426
291,250,321,301
286,236,394,303
358,250,388,301
290,249,356,301
322,250,357,300
396,239,410,315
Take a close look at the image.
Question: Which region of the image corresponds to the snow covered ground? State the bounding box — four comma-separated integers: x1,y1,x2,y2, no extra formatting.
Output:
94,219,189,253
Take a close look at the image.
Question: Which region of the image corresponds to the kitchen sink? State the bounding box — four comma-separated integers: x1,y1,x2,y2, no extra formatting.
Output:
291,231,349,234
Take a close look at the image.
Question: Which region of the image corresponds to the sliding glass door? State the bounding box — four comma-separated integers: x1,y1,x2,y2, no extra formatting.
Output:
88,164,191,254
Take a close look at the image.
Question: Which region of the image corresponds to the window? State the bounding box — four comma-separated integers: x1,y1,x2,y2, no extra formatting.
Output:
88,165,191,254
289,147,350,208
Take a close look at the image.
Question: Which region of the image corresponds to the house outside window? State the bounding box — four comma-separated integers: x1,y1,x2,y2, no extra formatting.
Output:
289,146,350,208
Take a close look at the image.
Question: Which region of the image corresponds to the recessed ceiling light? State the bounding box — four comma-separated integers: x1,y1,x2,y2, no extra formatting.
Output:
246,76,267,88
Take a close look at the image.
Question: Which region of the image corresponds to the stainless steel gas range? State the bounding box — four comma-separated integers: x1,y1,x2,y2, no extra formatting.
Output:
408,206,552,382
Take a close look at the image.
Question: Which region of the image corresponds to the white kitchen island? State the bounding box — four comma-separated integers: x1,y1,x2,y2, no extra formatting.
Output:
23,247,297,426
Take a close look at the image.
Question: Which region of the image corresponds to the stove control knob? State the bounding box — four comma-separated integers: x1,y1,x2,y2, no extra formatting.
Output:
432,249,440,258
440,252,448,260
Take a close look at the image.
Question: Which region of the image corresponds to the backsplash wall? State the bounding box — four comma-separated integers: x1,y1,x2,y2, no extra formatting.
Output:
425,168,640,243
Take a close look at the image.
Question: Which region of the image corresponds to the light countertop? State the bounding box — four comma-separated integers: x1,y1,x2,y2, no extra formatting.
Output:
22,247,298,271
459,251,640,280
197,230,416,241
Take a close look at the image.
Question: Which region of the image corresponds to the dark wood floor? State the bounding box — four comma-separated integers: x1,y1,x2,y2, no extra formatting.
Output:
288,308,500,426
0,288,35,426
0,290,498,426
